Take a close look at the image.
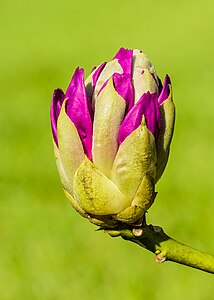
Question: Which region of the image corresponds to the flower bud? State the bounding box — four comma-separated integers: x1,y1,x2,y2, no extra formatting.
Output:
50,48,175,227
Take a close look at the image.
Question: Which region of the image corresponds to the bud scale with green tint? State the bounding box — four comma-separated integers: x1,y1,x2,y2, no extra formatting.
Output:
50,48,175,228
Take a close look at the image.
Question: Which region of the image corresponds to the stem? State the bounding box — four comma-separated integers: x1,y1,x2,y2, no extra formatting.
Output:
104,224,214,274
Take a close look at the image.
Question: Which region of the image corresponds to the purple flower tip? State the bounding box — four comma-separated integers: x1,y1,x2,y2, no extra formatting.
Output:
65,67,93,159
114,48,133,75
50,88,65,146
92,62,106,88
158,75,171,105
118,92,161,144
113,48,134,112
113,73,134,112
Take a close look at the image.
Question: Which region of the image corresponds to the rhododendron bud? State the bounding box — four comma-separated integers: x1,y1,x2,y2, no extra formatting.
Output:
50,48,175,227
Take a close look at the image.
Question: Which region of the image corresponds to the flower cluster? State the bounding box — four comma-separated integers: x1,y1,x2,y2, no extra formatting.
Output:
50,48,175,227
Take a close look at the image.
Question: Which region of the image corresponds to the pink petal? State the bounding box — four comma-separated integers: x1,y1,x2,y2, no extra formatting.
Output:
118,92,161,144
113,73,134,112
50,88,65,146
65,68,93,160
114,48,133,75
158,75,171,105
92,62,106,87
113,48,134,111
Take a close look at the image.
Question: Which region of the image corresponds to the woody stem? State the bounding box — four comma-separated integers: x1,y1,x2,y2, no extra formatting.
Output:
104,224,214,274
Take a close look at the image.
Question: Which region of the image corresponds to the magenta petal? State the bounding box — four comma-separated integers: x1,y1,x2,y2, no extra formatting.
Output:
114,48,133,75
113,73,134,112
65,67,93,160
158,75,171,105
50,88,65,146
92,62,106,87
98,48,134,110
118,92,161,144
113,48,134,111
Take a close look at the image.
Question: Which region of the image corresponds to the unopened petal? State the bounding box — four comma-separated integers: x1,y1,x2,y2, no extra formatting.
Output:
158,75,171,105
113,73,134,112
50,89,65,146
65,67,93,159
113,48,134,111
118,92,160,144
92,62,107,87
132,50,158,103
92,78,126,177
132,49,155,71
73,157,128,215
155,85,175,182
85,63,107,100
92,59,123,106
114,47,133,75
133,69,159,104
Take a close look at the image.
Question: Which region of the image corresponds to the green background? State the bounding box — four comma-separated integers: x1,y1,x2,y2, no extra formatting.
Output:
1,0,214,299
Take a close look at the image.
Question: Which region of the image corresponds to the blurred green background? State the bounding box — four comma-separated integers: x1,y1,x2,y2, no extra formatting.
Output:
1,0,214,299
